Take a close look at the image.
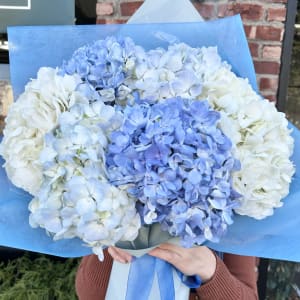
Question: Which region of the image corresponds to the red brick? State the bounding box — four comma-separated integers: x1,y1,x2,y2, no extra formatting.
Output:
256,26,283,41
120,1,143,16
262,45,282,60
261,92,277,103
218,3,264,21
267,7,287,22
264,0,287,3
254,61,280,75
96,19,106,24
97,19,127,24
244,25,256,40
248,42,259,58
193,3,215,20
259,77,279,91
217,4,231,17
96,3,114,16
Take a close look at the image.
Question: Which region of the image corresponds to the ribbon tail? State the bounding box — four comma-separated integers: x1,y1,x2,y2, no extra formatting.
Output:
156,258,175,300
125,254,156,300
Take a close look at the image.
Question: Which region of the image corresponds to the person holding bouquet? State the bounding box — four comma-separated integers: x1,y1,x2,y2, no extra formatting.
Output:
75,245,259,300
0,5,297,300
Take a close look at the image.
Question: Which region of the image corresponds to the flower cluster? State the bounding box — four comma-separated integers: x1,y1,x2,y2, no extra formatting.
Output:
29,98,140,260
106,97,240,246
0,67,82,194
126,43,223,102
199,59,295,219
60,36,145,106
0,33,295,258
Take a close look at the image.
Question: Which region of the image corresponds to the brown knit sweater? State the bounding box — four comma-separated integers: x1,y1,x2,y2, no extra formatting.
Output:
75,250,258,300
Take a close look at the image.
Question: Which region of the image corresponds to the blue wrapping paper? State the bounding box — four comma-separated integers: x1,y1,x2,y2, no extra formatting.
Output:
1,15,300,261
8,15,257,99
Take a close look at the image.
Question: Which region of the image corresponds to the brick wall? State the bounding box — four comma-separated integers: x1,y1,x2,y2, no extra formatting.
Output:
96,0,288,103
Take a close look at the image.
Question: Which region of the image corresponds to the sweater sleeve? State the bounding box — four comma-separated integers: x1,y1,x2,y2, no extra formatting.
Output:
75,250,113,300
195,253,259,300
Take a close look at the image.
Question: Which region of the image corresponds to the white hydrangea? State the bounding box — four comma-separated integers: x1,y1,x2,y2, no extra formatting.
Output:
0,67,82,195
200,58,295,219
127,44,223,101
29,100,141,260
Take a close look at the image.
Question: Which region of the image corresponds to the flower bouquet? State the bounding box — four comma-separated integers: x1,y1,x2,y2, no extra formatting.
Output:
0,1,300,299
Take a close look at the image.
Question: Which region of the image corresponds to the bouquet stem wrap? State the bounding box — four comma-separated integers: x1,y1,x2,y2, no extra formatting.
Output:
106,254,190,300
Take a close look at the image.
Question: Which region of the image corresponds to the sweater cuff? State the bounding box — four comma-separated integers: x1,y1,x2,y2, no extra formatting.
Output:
195,255,241,299
75,251,113,300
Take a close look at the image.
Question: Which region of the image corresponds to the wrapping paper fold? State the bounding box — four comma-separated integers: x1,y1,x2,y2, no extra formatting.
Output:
0,15,300,262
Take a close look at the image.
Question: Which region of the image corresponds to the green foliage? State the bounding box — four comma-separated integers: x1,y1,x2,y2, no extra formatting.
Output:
0,253,80,300
266,260,300,300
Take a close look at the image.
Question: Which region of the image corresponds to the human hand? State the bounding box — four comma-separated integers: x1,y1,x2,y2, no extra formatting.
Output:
107,246,133,263
108,243,216,283
148,243,216,283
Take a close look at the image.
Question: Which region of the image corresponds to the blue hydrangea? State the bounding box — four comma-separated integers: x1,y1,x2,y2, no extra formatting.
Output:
106,97,241,247
60,36,144,105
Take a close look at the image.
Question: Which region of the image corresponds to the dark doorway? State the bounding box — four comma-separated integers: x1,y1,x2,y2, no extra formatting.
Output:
75,0,97,25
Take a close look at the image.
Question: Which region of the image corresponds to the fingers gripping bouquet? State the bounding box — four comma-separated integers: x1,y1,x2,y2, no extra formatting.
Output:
0,30,295,263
